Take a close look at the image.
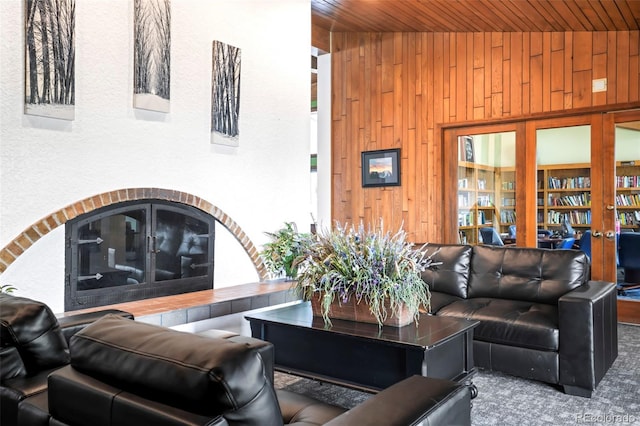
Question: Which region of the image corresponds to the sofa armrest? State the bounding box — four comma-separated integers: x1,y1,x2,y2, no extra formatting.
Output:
324,376,471,426
558,280,618,397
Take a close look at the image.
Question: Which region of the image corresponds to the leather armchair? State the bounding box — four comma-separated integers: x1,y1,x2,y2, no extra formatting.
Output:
0,294,132,426
23,315,472,426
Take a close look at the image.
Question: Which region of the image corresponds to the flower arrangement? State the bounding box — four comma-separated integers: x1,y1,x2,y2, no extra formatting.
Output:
260,222,314,279
293,221,438,327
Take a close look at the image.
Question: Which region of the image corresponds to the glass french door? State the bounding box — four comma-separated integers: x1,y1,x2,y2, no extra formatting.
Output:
611,111,640,324
445,111,640,323
529,115,612,280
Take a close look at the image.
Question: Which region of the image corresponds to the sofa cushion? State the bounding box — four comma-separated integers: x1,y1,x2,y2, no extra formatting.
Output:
468,246,590,304
0,294,69,374
277,389,347,424
420,244,472,299
428,292,463,313
436,298,559,351
69,314,282,423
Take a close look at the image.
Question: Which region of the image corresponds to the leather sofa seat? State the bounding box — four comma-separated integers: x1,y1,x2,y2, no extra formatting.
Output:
437,298,559,351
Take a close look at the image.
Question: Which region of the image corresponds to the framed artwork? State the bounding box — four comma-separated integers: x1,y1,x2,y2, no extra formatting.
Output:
361,149,401,187
133,0,171,113
211,40,241,146
25,0,76,120
459,136,475,162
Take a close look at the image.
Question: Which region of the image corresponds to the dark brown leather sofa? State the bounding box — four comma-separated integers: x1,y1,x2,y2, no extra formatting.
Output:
19,314,472,425
0,294,133,426
421,243,618,398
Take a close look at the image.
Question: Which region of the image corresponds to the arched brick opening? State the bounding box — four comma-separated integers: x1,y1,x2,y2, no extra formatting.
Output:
0,188,269,280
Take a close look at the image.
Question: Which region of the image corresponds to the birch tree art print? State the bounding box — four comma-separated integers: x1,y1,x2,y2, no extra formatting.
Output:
134,0,170,113
211,41,241,146
25,0,75,120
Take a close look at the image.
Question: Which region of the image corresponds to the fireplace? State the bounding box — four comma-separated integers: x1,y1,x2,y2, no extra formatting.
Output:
65,200,215,311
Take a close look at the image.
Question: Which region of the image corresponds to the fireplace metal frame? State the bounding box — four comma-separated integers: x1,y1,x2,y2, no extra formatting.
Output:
65,200,215,311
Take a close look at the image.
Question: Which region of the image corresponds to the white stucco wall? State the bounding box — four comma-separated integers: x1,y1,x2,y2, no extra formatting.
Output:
0,0,311,313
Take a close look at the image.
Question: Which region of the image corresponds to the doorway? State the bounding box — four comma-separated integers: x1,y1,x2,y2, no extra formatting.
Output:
444,111,640,324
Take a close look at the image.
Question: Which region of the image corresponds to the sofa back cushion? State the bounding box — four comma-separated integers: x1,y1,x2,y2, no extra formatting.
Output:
420,243,472,299
468,245,590,304
69,314,282,423
0,294,69,375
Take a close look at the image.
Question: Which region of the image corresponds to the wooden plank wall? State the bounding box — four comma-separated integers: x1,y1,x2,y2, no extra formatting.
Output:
330,31,640,243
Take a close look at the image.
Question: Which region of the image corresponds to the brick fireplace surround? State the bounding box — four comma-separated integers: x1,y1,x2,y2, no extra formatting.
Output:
0,188,297,325
0,187,269,279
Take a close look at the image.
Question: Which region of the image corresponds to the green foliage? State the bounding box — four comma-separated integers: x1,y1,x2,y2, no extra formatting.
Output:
293,221,438,326
0,284,17,294
261,222,314,279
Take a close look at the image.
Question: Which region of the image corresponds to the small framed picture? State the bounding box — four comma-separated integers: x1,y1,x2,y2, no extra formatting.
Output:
459,136,475,162
361,148,401,187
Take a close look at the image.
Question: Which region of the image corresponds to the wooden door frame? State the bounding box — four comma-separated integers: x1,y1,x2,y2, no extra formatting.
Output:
443,123,518,244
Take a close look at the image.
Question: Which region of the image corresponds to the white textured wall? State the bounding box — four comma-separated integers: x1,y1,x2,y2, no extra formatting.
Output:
0,0,311,313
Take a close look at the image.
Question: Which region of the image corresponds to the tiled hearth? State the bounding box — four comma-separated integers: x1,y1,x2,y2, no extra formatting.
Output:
58,280,299,328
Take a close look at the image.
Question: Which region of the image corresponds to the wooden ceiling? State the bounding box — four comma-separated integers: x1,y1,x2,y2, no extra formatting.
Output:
311,0,640,33
309,1,640,109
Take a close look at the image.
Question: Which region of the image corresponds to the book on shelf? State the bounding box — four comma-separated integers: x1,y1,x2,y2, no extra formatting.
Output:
547,176,591,189
616,175,640,188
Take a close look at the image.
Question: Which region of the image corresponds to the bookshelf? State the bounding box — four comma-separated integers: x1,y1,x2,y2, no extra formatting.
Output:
616,160,640,230
457,162,502,244
539,163,592,232
457,160,640,245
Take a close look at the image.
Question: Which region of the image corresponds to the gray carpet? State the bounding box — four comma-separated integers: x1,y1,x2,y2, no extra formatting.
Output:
273,323,640,425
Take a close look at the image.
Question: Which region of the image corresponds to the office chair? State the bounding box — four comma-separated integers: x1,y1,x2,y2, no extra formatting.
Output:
561,219,576,238
480,227,504,246
578,230,592,260
617,232,640,294
537,229,553,238
555,237,576,249
508,225,516,238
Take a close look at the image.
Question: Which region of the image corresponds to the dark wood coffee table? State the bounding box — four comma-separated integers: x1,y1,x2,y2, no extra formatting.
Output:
245,302,478,392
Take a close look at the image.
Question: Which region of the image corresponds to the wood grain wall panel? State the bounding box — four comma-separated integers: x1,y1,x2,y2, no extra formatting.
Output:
630,35,639,100
563,33,573,109
510,32,523,115
617,32,630,103
607,33,618,105
330,30,639,242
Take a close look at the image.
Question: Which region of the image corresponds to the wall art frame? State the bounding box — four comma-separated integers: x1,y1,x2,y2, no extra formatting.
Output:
25,0,76,120
133,0,171,113
459,135,475,162
361,148,401,187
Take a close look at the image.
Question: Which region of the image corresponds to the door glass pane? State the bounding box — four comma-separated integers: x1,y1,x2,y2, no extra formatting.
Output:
615,122,640,300
536,125,590,249
76,208,147,290
457,132,516,245
155,209,211,282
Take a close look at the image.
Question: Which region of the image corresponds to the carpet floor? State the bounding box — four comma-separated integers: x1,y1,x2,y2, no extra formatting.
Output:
273,323,640,425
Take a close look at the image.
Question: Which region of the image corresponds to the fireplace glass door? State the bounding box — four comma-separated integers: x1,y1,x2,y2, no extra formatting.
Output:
66,201,215,311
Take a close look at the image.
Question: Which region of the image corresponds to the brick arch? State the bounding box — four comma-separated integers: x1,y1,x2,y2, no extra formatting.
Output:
0,188,269,280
